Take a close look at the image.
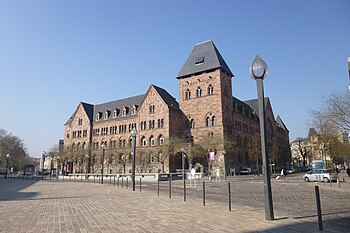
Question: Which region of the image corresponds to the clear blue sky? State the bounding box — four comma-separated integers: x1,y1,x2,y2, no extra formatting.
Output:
0,0,349,158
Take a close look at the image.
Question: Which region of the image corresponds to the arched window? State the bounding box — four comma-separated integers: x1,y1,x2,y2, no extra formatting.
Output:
190,119,195,128
206,117,211,127
150,154,155,164
185,89,191,100
208,132,214,139
206,115,215,126
141,137,147,147
196,87,202,97
208,84,214,95
150,136,155,146
158,135,164,145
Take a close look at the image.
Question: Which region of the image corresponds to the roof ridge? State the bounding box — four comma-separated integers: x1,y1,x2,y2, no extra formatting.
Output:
196,39,213,45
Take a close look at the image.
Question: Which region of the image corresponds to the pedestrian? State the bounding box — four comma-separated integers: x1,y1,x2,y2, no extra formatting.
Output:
347,167,350,177
281,169,285,179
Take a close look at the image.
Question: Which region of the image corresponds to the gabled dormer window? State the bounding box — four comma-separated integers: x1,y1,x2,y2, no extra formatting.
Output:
113,109,119,118
122,107,128,117
104,111,110,120
132,105,138,115
96,112,102,121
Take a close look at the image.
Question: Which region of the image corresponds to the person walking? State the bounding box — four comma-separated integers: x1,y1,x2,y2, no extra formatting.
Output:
281,169,285,179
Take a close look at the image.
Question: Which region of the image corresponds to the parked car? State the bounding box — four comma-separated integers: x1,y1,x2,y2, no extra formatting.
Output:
303,169,337,183
239,168,252,175
286,168,295,174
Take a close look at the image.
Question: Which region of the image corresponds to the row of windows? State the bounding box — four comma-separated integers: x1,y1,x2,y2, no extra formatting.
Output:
71,142,87,151
71,130,87,138
140,119,164,130
95,104,157,122
187,116,216,128
234,121,259,135
93,123,137,136
96,105,138,121
89,135,165,151
185,84,214,100
233,103,258,121
88,153,164,165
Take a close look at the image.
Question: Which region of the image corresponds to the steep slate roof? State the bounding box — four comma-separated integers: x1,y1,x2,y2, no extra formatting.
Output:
243,97,270,114
64,102,94,125
233,96,254,111
82,102,94,122
93,94,145,121
276,115,288,131
152,85,179,110
177,40,233,79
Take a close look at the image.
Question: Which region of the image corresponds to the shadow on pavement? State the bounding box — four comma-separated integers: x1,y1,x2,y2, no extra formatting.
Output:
244,216,350,233
0,178,40,201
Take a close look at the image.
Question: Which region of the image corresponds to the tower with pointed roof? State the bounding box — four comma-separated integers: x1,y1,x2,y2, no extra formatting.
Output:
177,40,234,142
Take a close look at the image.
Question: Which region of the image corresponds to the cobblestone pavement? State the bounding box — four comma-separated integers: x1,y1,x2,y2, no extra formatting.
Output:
0,174,349,233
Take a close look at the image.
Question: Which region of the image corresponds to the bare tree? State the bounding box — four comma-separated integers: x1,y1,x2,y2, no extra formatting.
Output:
247,134,261,174
311,90,350,132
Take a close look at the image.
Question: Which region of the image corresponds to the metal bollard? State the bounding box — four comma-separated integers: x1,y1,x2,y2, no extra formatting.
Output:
114,176,116,186
337,178,340,189
315,186,323,231
81,175,83,183
117,177,120,187
110,176,112,185
122,177,124,188
157,179,160,196
169,176,172,199
126,177,129,189
203,181,206,206
228,182,232,211
94,176,95,183
183,179,186,202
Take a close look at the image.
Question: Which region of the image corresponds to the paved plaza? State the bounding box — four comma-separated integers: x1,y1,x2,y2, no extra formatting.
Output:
0,174,349,233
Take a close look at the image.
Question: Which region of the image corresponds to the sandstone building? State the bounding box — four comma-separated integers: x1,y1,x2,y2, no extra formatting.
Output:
62,41,290,175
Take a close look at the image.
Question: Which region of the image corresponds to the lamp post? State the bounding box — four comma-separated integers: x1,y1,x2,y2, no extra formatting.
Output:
181,148,185,181
85,154,89,179
56,156,61,179
101,143,106,184
131,128,137,191
223,151,226,180
250,55,274,221
5,154,10,178
50,156,53,178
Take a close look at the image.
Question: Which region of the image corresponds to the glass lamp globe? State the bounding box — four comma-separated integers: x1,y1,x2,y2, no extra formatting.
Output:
250,55,269,79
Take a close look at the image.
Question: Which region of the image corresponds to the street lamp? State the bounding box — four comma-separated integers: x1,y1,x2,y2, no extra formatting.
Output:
56,156,61,179
5,154,10,178
222,151,226,180
85,154,89,179
181,148,185,181
50,156,53,178
131,128,137,191
101,143,106,184
250,55,274,221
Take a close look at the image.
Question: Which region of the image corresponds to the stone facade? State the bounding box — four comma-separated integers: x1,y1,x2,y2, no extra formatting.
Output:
62,41,291,175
